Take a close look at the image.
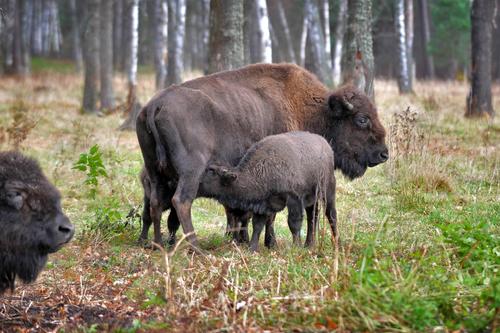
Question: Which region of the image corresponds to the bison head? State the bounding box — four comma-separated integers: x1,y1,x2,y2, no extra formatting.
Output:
325,86,388,179
0,152,74,293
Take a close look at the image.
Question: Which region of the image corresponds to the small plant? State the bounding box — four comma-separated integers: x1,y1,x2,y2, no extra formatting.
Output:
73,144,108,199
0,98,37,150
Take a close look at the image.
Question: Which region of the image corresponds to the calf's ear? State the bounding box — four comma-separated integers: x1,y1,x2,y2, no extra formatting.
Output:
219,168,237,185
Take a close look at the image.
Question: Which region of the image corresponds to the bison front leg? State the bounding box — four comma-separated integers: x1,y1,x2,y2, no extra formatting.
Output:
138,194,152,245
304,204,319,248
249,214,267,252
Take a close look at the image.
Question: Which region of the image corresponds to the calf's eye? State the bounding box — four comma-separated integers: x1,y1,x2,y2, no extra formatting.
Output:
355,116,370,128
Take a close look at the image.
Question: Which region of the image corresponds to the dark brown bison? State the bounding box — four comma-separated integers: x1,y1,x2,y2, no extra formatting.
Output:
0,151,74,293
136,63,388,249
200,131,337,251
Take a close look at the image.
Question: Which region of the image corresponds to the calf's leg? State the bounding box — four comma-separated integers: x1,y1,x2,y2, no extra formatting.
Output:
264,213,277,248
249,214,267,252
287,197,304,246
304,204,319,248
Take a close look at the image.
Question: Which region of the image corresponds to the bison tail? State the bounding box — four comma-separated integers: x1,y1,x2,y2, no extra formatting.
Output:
146,106,168,171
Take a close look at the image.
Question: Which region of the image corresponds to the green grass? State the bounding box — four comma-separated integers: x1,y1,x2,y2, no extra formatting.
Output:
0,75,498,332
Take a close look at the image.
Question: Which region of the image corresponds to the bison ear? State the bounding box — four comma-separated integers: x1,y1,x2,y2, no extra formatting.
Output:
220,169,237,185
328,93,355,118
6,190,24,210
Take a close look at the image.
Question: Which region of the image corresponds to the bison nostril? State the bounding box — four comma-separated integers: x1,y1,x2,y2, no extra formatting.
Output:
380,150,389,161
58,224,74,235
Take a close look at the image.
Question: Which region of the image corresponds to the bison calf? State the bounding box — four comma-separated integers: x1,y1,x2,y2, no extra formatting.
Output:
0,151,74,293
200,132,337,252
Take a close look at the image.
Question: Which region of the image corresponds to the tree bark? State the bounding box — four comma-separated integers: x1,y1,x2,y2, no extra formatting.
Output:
341,0,374,99
69,0,83,72
125,0,139,115
466,0,495,118
257,0,272,63
419,0,434,78
322,0,332,71
166,0,185,85
113,0,123,71
333,0,347,86
395,0,412,94
154,0,168,90
244,0,272,64
492,0,500,81
82,0,100,114
207,0,244,74
304,0,332,86
100,0,114,110
266,0,295,63
12,0,27,75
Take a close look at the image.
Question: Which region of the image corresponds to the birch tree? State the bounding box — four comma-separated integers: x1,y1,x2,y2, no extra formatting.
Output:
207,0,244,74
125,0,139,114
395,0,412,93
418,0,434,78
333,0,347,86
256,0,272,63
322,0,332,71
466,0,495,118
342,0,374,99
304,0,332,86
166,0,185,85
154,0,168,90
82,0,100,114
100,0,114,110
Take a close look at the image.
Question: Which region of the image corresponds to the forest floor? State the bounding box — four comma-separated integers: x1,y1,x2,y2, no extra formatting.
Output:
0,61,498,332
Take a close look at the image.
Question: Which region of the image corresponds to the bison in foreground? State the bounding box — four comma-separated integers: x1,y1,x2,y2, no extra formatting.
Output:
137,63,388,249
200,132,336,251
0,151,74,293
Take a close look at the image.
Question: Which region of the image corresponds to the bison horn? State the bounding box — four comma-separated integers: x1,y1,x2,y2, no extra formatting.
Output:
342,97,354,111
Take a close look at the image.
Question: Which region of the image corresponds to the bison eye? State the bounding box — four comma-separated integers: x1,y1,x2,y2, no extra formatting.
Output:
355,116,370,129
6,191,24,210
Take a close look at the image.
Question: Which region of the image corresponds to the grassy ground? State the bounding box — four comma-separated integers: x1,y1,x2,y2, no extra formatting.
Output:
0,59,498,332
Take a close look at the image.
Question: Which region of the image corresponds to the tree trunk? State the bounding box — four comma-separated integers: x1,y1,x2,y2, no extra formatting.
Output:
466,0,495,118
31,0,42,55
100,0,114,110
166,0,185,85
419,0,434,78
304,0,332,86
266,0,295,63
492,0,500,81
207,0,244,74
405,0,414,86
69,0,83,72
82,0,100,114
257,0,272,63
183,0,195,72
333,0,347,86
322,0,332,71
125,0,139,115
12,0,26,75
341,0,375,99
154,0,168,90
395,0,412,94
113,0,123,71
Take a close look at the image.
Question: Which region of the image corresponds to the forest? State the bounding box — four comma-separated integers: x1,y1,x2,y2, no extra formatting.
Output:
0,0,498,332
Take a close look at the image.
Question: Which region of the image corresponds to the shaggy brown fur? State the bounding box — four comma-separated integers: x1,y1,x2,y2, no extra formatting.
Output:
0,151,74,293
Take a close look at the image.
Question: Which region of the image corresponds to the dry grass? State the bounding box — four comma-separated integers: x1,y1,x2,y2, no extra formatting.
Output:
0,65,499,332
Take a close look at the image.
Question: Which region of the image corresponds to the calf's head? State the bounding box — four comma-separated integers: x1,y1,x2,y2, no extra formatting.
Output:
0,152,74,293
325,85,388,179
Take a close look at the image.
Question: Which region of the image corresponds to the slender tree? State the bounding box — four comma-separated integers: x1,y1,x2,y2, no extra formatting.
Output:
304,0,332,85
342,0,375,99
113,0,123,70
153,0,168,90
418,0,434,78
82,0,100,113
166,0,185,85
321,0,332,71
466,0,495,118
69,0,83,72
266,0,296,63
395,0,412,93
100,0,114,110
125,0,139,115
207,0,244,74
332,0,347,86
256,0,272,63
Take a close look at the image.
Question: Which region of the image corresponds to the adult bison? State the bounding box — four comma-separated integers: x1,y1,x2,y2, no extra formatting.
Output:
0,151,74,293
137,63,388,249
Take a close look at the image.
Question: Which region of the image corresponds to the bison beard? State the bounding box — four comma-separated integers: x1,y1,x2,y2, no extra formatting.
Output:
0,151,74,293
